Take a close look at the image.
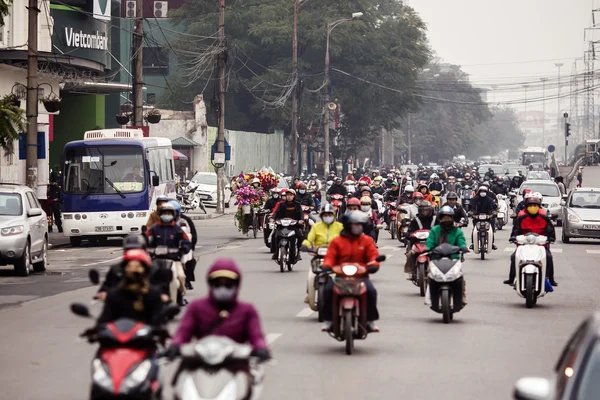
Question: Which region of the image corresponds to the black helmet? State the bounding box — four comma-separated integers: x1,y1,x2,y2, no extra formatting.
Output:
342,210,369,231
417,201,433,217
156,195,169,206
123,234,147,250
446,192,458,200
320,203,336,217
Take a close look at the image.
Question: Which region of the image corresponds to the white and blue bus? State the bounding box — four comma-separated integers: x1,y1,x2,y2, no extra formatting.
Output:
61,129,176,246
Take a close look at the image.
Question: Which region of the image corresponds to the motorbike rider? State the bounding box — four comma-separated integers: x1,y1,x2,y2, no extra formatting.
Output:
397,184,413,204
445,176,458,194
469,186,498,250
146,195,170,228
358,172,372,186
296,182,315,208
437,192,468,227
97,249,165,325
428,173,444,195
426,206,469,304
382,181,402,228
417,183,433,203
357,185,379,213
505,192,558,287
484,167,495,181
167,200,198,291
326,176,347,198
460,172,474,189
510,171,525,190
491,175,508,196
262,188,281,247
371,176,386,195
165,258,271,362
321,211,381,332
514,188,533,215
361,196,381,243
385,173,395,188
271,188,304,261
307,173,322,207
404,201,436,280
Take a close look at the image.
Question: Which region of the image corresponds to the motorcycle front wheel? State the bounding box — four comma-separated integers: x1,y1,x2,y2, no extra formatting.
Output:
279,246,286,273
525,274,535,309
344,309,354,355
441,289,452,323
390,221,397,240
418,263,427,297
479,236,486,260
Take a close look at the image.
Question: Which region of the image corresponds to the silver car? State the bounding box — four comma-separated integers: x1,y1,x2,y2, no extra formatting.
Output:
561,187,600,243
0,184,48,276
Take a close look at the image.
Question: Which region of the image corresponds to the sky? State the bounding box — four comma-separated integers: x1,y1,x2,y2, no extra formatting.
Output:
409,0,593,117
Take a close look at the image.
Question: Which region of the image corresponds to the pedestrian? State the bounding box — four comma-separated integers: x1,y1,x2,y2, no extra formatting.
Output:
555,176,566,195
577,166,583,188
47,171,62,233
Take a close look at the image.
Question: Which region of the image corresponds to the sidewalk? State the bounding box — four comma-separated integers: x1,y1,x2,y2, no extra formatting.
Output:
48,231,71,249
185,207,236,220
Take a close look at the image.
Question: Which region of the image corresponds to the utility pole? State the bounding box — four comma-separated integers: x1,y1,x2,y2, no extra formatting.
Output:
555,62,563,157
407,114,412,164
322,32,331,176
289,0,299,176
132,0,144,126
26,0,39,189
540,77,548,147
215,0,226,214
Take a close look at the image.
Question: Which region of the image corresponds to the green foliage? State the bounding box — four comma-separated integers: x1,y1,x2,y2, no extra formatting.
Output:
0,95,25,153
0,0,11,27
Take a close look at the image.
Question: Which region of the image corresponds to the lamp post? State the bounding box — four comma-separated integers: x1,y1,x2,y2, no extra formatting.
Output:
540,77,548,147
555,62,563,157
322,12,362,175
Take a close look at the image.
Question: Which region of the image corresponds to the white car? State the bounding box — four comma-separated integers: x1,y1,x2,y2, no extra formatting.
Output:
0,184,48,276
518,180,562,223
190,172,232,208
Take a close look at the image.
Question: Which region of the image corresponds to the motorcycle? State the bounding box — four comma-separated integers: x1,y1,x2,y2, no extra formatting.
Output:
471,213,494,260
330,194,345,218
323,255,386,355
305,247,330,321
387,202,398,240
172,335,265,400
70,303,179,400
430,190,442,210
398,203,412,245
461,185,473,212
148,246,186,304
301,205,315,235
372,193,384,216
425,243,469,323
496,194,509,230
275,218,298,272
512,233,552,308
178,181,207,214
409,229,430,297
343,180,356,195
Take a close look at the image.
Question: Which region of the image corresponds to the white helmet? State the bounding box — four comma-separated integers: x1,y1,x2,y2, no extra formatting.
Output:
430,173,439,179
524,192,543,205
404,185,415,193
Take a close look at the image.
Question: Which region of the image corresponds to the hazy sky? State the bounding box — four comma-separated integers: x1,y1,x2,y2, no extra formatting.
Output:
409,0,593,116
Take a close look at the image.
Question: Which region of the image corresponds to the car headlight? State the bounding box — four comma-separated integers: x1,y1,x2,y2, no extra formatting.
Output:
568,213,580,223
1,225,24,236
121,360,151,392
92,359,113,391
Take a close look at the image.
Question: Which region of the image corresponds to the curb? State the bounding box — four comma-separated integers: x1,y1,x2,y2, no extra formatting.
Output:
187,212,235,221
48,242,72,250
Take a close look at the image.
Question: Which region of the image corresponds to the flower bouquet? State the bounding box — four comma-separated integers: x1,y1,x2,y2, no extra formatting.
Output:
234,184,263,233
257,171,279,191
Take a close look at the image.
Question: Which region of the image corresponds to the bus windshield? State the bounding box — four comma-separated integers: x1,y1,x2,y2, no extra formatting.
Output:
64,146,145,195
522,152,546,165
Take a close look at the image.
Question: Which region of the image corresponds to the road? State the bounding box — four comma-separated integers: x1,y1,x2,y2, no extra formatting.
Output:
1,168,600,399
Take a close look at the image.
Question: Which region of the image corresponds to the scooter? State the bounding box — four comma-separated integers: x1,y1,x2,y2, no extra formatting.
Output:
343,180,356,195
496,194,509,230
172,336,265,400
471,213,494,260
148,246,186,304
425,243,469,323
409,229,430,297
301,205,315,235
70,303,179,400
512,233,552,308
275,218,298,272
178,181,207,214
323,255,386,355
387,202,398,240
330,194,345,219
461,185,473,212
305,247,330,321
398,203,412,245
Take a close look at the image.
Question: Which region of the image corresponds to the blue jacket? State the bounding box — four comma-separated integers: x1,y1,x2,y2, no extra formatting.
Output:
470,194,497,215
146,221,191,260
515,200,526,214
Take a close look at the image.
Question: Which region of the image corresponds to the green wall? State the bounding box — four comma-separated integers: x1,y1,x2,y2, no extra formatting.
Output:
51,95,105,167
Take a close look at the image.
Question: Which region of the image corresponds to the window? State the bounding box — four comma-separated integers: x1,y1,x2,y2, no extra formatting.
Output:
555,321,590,398
570,192,600,209
0,193,22,216
142,47,169,75
26,192,37,209
519,183,560,197
575,340,600,399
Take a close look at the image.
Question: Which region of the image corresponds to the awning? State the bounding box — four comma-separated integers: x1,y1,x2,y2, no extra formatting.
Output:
173,149,188,161
62,81,147,95
171,136,200,147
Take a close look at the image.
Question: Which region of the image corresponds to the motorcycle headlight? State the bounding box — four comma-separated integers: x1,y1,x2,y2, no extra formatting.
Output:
444,263,463,281
428,264,445,281
342,264,358,276
121,360,152,392
92,359,113,391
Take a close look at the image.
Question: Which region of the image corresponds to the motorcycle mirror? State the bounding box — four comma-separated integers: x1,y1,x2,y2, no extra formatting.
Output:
70,302,91,318
375,255,387,262
367,265,379,274
141,225,147,234
88,269,100,285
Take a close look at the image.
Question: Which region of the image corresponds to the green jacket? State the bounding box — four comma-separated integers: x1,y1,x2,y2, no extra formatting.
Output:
426,225,467,259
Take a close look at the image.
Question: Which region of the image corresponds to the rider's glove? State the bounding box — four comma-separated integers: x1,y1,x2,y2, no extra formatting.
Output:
509,236,517,243
164,344,181,361
251,348,272,362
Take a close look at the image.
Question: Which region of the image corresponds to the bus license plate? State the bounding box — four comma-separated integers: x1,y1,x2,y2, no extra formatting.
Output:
95,226,114,232
583,225,600,230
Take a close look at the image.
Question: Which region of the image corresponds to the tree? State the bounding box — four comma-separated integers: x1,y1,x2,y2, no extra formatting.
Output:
0,0,11,27
0,95,25,153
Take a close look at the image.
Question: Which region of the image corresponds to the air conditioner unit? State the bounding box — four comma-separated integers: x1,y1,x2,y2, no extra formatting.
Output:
153,1,168,18
125,0,136,18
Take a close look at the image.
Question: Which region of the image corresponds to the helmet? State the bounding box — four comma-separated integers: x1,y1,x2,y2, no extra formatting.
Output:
297,182,307,190
404,184,414,193
156,195,169,206
285,188,296,196
431,173,439,179
168,200,182,218
373,176,383,182
418,183,428,191
122,249,152,270
477,185,488,193
361,186,372,194
446,192,458,200
387,173,394,179
357,181,367,187
482,181,490,188
271,187,281,194
360,196,372,205
464,173,471,179
523,188,532,196
123,234,147,250
320,203,336,216
413,192,424,200
391,181,399,187
524,192,542,205
418,201,433,216
347,197,361,207
311,173,317,178
342,210,369,226
159,202,176,215
439,205,455,217
334,177,342,183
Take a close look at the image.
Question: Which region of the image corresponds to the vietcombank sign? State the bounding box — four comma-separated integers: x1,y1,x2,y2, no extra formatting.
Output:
64,28,108,50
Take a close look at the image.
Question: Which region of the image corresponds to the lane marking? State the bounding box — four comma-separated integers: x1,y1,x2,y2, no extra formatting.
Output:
265,333,282,345
385,253,394,260
504,247,514,252
81,257,121,267
587,250,600,254
296,308,314,318
63,277,92,283
553,248,563,253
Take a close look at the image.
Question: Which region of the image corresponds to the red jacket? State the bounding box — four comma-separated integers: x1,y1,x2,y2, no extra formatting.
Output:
324,231,380,272
510,212,556,242
359,176,372,185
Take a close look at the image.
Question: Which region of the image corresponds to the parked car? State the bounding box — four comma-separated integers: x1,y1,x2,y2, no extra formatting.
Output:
526,170,552,181
561,187,600,243
189,172,232,208
0,183,48,276
518,180,562,223
513,313,600,400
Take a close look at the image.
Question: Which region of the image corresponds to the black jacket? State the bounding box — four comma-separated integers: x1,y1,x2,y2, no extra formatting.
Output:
385,189,401,202
99,262,171,296
434,202,468,225
274,200,303,221
97,286,164,325
470,194,497,215
371,186,386,195
295,192,315,207
327,184,347,196
264,197,280,211
407,214,435,235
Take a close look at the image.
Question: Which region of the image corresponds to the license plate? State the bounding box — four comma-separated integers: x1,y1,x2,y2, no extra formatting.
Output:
583,225,600,230
95,226,114,232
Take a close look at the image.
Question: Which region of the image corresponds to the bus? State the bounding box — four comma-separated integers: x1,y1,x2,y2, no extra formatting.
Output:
521,147,547,168
61,129,176,246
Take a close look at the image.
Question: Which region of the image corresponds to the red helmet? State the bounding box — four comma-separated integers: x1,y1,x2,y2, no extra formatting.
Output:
122,249,152,269
523,188,532,196
347,197,361,206
413,192,424,200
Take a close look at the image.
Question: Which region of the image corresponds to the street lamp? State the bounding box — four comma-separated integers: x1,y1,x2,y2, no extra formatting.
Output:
322,12,362,175
540,77,548,147
555,62,563,156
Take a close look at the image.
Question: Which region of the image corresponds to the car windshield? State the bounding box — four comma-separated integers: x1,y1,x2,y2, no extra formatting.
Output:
0,193,22,216
520,183,560,197
278,178,289,189
478,165,502,175
527,171,551,180
575,340,600,399
64,146,145,195
191,173,218,185
505,166,522,175
570,191,600,209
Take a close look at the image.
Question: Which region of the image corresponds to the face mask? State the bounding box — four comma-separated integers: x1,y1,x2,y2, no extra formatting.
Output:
527,206,539,215
480,192,487,197
322,216,334,225
299,190,306,194
350,224,363,236
160,214,174,223
441,220,454,230
273,194,279,199
361,205,371,212
212,286,237,302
